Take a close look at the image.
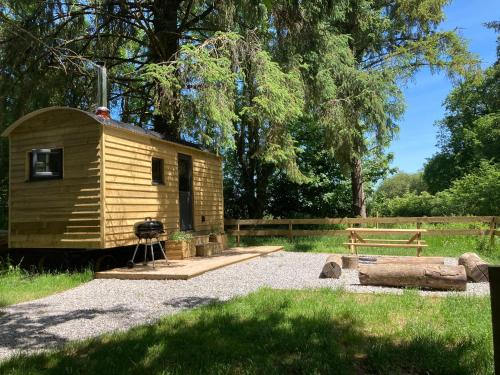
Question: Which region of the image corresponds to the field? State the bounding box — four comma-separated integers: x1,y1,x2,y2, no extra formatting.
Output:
0,288,493,374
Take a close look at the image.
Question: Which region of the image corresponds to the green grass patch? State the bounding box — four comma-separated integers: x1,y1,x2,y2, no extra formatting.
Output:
0,262,93,307
233,235,500,263
0,288,493,374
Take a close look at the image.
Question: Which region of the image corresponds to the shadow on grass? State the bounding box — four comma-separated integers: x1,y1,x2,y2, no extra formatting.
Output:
0,292,489,375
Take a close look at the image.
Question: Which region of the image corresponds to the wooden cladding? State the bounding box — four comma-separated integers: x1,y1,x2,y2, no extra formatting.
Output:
102,126,223,248
5,107,224,250
8,109,102,248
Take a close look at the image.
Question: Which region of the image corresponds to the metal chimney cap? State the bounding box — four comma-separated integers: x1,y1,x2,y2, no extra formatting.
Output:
96,106,110,119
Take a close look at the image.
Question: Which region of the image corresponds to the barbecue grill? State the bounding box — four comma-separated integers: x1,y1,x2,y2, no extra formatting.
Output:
127,217,167,268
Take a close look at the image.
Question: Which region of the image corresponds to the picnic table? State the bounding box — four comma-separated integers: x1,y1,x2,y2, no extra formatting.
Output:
344,227,427,256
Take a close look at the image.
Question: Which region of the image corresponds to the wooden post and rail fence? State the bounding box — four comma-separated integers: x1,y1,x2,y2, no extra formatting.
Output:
225,216,499,247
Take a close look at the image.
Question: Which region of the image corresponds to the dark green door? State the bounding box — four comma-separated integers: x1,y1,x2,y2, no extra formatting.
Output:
178,154,194,231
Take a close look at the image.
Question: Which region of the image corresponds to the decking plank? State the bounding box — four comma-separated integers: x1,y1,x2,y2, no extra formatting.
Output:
95,245,283,280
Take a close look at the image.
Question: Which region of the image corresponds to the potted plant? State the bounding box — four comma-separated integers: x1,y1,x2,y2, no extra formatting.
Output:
166,231,195,259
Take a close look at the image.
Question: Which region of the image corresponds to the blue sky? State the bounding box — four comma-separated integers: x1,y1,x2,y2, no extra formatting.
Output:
388,0,498,173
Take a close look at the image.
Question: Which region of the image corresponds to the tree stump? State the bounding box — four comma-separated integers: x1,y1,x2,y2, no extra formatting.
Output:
458,252,489,282
320,254,342,279
358,264,467,291
342,255,359,269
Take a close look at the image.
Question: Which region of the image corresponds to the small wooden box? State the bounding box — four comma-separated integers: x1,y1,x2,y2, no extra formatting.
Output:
166,240,196,260
196,242,223,257
210,234,229,250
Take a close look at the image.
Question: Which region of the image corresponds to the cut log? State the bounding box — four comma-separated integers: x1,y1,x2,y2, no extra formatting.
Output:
358,255,444,265
458,252,489,282
320,254,342,279
342,255,359,269
358,264,467,291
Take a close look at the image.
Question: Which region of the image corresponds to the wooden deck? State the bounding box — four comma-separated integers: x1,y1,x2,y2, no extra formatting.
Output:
95,245,283,280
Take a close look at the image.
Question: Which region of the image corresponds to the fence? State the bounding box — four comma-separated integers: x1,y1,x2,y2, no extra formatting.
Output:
225,216,499,246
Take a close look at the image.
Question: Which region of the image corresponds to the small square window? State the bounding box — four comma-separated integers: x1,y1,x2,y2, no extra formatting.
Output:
152,157,164,185
29,149,63,181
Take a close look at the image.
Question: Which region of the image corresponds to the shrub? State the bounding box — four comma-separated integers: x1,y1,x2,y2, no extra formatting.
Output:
372,162,500,216
168,231,194,241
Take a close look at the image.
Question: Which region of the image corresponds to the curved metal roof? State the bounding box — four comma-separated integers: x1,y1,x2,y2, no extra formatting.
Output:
1,106,208,154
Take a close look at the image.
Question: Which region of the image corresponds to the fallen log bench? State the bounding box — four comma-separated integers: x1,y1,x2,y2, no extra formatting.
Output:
458,252,489,282
358,264,467,291
358,255,444,265
320,254,342,279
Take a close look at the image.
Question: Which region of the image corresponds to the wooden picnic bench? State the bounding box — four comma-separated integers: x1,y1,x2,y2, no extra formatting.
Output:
343,228,428,256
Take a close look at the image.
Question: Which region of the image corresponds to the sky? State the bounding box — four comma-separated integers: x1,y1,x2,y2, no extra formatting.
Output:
388,0,499,173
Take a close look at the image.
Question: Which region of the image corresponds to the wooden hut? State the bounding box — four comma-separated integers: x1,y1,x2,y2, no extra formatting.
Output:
1,107,224,249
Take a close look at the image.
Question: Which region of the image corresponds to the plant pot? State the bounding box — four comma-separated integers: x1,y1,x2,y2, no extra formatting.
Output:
166,240,195,260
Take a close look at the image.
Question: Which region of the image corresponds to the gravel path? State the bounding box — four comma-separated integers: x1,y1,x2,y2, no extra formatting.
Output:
0,251,490,361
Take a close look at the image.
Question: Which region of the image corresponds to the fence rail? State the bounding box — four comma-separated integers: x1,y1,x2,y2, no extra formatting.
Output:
224,216,499,246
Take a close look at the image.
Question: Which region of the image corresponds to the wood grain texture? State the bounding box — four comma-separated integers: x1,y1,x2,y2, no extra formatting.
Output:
5,107,223,249
8,109,102,248
102,126,223,248
458,252,489,282
358,264,467,291
320,254,342,279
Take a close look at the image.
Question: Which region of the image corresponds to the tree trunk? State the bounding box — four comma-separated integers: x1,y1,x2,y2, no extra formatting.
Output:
358,255,444,265
358,264,467,291
351,156,366,217
320,255,342,279
458,252,489,282
151,0,182,138
342,255,359,269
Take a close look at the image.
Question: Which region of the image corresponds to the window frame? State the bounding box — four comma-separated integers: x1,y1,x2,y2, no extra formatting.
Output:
29,148,63,181
151,157,164,185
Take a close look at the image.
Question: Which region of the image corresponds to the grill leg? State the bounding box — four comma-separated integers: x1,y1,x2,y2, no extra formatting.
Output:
157,239,168,264
150,239,156,268
130,239,141,264
143,241,148,265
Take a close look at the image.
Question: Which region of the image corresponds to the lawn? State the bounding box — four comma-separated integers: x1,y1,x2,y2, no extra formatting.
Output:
233,234,500,263
0,288,493,374
0,263,92,307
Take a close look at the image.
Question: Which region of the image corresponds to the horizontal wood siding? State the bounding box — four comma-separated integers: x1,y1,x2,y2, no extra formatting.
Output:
8,109,102,248
103,126,223,248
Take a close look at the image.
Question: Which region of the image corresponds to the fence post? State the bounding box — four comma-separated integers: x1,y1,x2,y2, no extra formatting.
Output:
489,266,500,374
236,222,240,247
288,220,293,241
490,217,497,248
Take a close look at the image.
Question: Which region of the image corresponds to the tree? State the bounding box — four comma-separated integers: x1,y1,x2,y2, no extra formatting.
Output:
424,30,500,192
0,1,232,134
323,0,476,217
376,172,428,199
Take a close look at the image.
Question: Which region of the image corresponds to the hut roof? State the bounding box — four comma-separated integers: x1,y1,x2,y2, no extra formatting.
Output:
1,106,212,155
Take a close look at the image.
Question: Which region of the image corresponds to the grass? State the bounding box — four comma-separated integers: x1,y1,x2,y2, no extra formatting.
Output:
0,288,493,374
0,260,93,307
233,235,500,263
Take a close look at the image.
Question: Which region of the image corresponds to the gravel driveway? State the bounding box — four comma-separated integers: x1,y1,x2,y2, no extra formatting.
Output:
0,251,490,361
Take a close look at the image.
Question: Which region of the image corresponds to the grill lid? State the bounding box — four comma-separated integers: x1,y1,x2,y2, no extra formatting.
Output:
134,217,164,237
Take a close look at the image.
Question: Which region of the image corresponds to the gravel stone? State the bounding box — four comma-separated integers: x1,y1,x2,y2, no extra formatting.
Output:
0,251,490,361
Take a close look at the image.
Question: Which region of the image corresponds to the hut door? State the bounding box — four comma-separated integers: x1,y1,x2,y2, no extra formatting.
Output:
178,154,194,231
